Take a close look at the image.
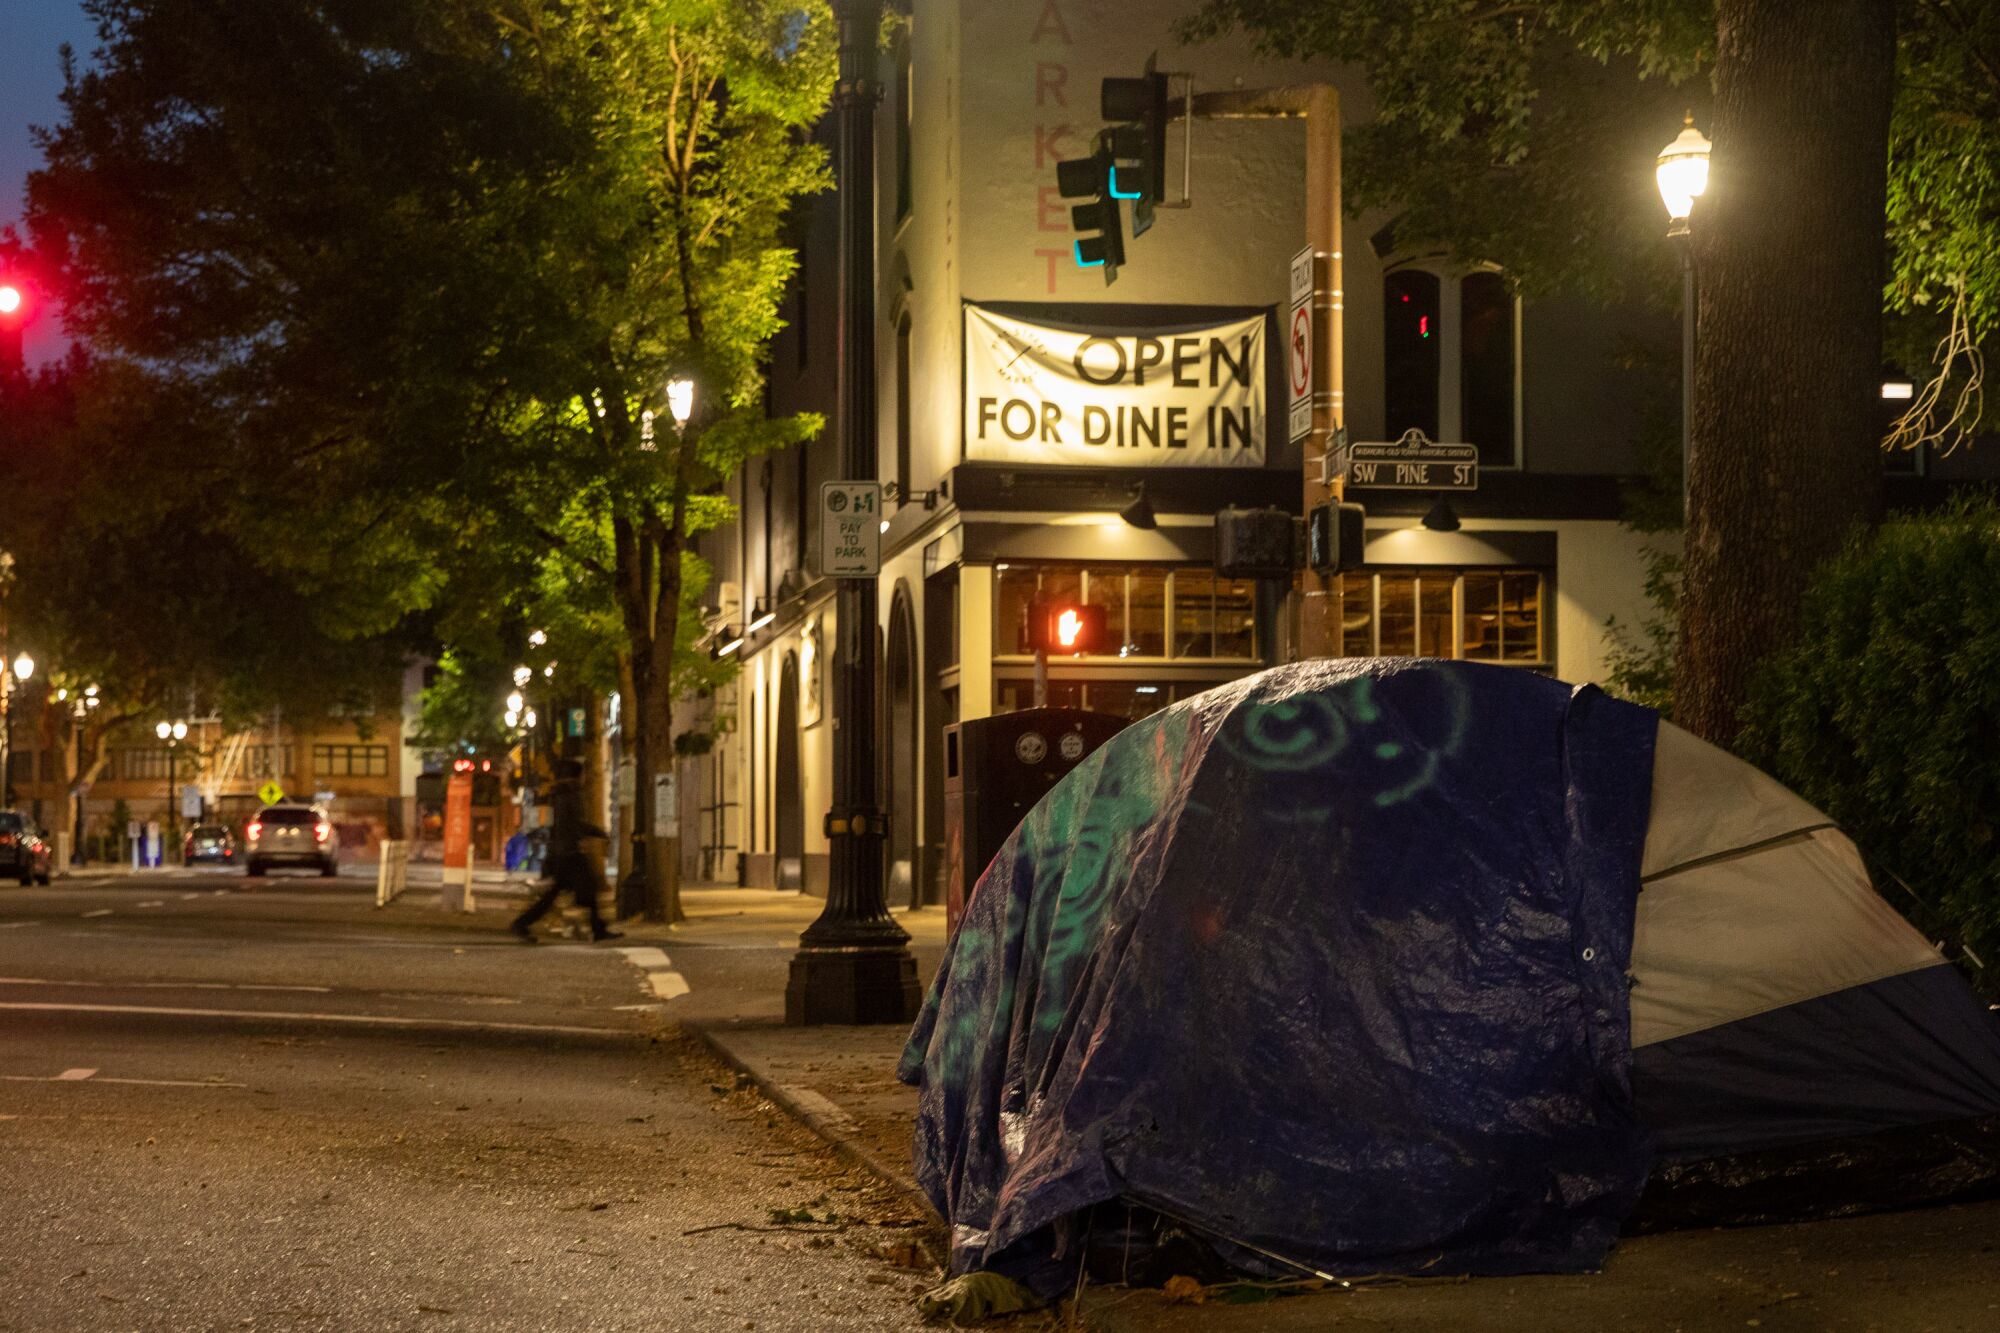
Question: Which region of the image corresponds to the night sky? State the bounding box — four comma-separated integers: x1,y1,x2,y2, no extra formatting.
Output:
2,0,94,364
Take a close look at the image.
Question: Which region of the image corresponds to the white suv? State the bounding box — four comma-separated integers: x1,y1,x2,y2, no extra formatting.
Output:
244,804,337,877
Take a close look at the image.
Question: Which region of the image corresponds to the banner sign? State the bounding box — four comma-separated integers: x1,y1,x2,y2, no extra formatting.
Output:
965,306,1267,467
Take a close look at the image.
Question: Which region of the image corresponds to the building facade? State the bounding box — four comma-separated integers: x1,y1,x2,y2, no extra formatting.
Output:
683,0,1705,902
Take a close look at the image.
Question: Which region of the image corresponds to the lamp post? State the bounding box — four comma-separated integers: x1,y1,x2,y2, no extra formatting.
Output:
0,648,33,808
155,719,187,863
784,0,920,1026
62,685,99,864
1657,115,1712,521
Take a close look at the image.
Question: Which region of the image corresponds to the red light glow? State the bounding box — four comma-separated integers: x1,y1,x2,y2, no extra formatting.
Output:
0,285,21,316
1055,608,1083,649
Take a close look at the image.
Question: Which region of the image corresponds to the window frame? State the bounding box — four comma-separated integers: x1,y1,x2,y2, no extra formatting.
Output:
991,562,1262,664
1336,566,1552,668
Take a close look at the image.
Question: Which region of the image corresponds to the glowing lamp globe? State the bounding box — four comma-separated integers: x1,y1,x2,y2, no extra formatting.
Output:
1656,118,1712,225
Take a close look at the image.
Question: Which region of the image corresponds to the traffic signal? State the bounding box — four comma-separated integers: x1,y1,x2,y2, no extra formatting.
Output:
1101,58,1169,237
1027,601,1108,656
1056,150,1124,282
0,277,26,370
1307,502,1368,574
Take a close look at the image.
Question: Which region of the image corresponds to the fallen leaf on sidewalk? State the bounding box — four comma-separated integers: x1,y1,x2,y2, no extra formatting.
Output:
1163,1275,1206,1305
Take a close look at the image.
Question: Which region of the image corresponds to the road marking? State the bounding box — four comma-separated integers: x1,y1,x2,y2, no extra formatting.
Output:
1,1070,245,1088
80,909,112,918
615,946,691,1005
0,978,334,994
179,893,201,900
0,921,37,930
136,901,165,908
0,1001,633,1037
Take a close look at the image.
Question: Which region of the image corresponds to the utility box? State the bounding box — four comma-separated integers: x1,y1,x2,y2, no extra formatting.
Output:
942,708,1129,931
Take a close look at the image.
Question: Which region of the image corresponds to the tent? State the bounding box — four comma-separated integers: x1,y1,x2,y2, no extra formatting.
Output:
898,659,2000,1292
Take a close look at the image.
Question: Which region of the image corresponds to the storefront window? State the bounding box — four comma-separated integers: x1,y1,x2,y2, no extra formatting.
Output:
1377,573,1417,655
1082,566,1128,651
1214,576,1257,658
993,678,1187,721
1417,576,1454,657
1173,569,1215,658
991,564,1258,661
995,565,1040,655
1339,572,1374,656
1127,567,1168,656
1339,568,1547,666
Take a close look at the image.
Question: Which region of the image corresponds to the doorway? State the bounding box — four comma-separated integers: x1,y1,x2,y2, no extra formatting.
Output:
775,652,804,892
887,587,919,909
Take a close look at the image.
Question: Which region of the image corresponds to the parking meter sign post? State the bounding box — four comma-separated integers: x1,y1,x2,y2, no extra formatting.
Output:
819,481,882,578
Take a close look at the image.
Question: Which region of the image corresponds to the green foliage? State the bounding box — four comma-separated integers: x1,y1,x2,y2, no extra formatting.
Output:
1178,1,1712,304
0,354,404,729
1738,498,2000,995
1186,0,2000,412
27,1,835,838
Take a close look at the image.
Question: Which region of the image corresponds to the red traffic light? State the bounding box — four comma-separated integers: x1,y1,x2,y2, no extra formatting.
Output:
0,284,22,317
1028,601,1108,656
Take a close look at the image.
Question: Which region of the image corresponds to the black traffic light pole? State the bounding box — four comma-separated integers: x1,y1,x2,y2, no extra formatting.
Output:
785,0,920,1027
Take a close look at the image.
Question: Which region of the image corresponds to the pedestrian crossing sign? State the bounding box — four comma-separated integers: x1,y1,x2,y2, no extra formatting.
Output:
257,780,286,806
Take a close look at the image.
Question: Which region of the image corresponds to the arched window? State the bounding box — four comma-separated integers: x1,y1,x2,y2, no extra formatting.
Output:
894,29,914,222
1459,271,1516,467
895,312,913,501
1381,263,1519,467
1383,269,1441,441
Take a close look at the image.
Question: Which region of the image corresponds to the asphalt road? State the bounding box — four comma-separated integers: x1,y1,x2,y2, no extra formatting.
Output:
0,870,937,1332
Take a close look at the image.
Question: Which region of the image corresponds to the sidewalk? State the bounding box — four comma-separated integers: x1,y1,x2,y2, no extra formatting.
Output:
612,885,948,1211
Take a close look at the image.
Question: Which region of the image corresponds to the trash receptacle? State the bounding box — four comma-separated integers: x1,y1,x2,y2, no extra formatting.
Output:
942,707,1128,931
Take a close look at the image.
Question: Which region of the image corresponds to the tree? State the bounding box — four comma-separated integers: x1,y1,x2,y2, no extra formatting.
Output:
1187,0,1997,745
28,1,834,918
0,353,409,851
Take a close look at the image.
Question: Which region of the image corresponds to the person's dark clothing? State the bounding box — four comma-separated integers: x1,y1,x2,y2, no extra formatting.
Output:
545,777,602,859
511,776,613,939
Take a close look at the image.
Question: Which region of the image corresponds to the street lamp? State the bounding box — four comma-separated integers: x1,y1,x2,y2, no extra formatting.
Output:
155,719,188,863
0,649,33,807
1657,114,1712,519
665,378,695,430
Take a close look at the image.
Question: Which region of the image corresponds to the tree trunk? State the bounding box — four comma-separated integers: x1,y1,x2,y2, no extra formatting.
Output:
638,649,683,926
1676,0,1895,745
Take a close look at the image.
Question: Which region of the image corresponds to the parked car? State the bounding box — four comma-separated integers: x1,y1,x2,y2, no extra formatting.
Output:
244,804,338,877
183,822,237,865
0,811,54,886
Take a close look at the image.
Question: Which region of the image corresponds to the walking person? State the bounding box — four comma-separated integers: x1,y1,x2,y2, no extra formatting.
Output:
510,759,621,943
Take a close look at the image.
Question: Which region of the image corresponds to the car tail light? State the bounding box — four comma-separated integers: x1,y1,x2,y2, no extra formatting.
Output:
314,822,331,843
247,822,262,841
0,834,15,847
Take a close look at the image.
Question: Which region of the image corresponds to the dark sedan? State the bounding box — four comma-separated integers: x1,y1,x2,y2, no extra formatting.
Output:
0,811,53,885
183,822,237,865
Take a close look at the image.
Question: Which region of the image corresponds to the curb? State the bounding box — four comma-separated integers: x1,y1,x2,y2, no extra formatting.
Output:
677,1017,941,1227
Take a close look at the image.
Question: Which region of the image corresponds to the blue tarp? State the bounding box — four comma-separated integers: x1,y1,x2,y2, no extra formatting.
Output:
899,659,1660,1289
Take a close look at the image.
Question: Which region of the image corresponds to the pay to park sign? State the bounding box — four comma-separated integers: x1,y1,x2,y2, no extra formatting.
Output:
819,481,882,578
964,305,1267,468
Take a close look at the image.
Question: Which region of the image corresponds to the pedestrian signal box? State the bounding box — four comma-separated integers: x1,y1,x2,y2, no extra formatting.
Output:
1028,601,1108,656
